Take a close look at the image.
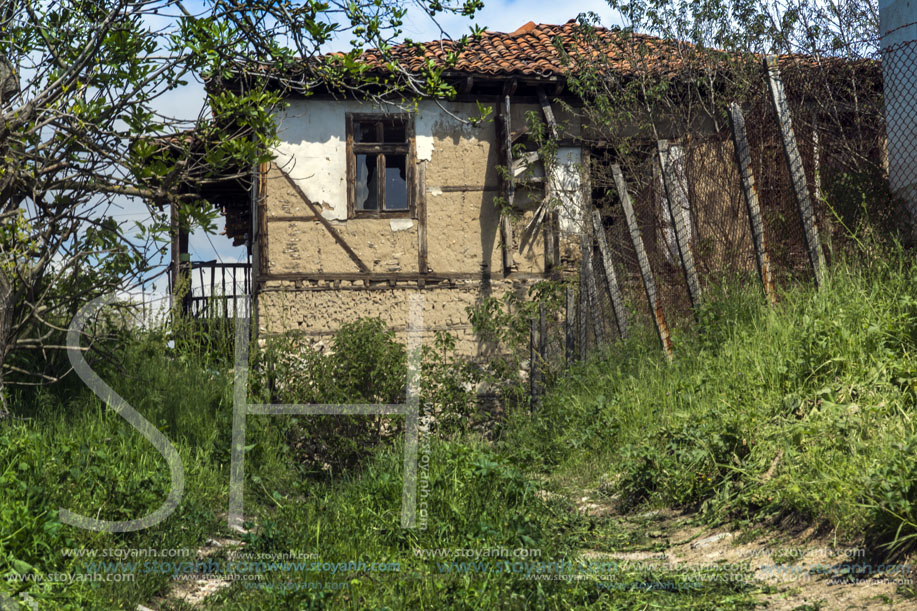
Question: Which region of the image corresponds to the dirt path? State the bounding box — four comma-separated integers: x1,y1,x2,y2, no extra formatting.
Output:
137,536,244,610
138,490,917,609
573,491,917,609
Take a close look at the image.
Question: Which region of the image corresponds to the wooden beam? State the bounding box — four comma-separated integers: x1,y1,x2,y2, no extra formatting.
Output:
529,316,537,405
277,167,371,274
657,139,702,310
170,201,191,315
260,271,558,284
502,78,518,97
548,210,560,272
170,200,179,307
729,102,777,304
435,185,501,193
512,151,540,177
537,87,560,140
765,55,826,286
591,209,629,339
612,164,673,360
578,260,587,361
510,126,529,143
496,93,515,273
265,215,320,223
417,160,429,273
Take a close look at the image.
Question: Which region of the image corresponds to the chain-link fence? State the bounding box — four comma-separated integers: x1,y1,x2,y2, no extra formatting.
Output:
881,37,917,227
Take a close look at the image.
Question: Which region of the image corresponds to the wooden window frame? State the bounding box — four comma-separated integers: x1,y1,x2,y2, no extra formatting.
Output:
346,113,416,219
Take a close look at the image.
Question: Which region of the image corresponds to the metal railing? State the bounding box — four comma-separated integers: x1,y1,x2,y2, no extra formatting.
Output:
168,260,251,320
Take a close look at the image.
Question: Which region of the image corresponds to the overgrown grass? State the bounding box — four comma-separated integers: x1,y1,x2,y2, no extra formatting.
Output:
7,243,915,608
1,309,759,608
504,244,917,555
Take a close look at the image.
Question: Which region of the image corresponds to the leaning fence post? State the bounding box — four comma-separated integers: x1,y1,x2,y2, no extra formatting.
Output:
729,102,777,304
765,55,826,286
591,209,629,339
612,164,674,360
657,140,702,310
565,285,575,363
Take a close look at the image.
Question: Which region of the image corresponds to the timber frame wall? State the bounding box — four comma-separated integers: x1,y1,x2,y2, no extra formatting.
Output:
250,82,585,353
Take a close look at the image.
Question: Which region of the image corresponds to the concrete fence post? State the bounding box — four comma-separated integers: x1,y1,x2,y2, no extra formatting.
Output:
612,164,674,360
729,102,777,304
765,55,826,286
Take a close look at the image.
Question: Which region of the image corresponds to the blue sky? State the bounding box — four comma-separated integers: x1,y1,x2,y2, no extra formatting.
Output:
143,1,621,296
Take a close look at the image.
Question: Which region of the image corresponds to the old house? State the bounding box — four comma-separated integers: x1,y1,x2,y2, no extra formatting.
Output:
197,20,610,353
174,20,884,352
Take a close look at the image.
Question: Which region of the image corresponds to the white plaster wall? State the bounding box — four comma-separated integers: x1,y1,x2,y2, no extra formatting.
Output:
552,147,584,234
273,99,487,221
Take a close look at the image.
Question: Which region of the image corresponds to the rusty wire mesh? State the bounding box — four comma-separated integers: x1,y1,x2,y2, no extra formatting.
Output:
529,34,908,379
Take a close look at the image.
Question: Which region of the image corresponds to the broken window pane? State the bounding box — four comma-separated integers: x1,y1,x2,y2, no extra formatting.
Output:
354,121,380,143
382,120,406,143
355,154,379,210
384,154,407,210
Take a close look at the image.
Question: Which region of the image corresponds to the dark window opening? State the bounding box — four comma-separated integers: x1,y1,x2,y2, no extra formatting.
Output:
385,155,407,210
348,114,413,217
355,153,379,210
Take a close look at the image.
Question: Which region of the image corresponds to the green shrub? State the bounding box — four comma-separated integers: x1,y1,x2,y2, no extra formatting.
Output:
251,319,407,477
252,319,481,476
502,245,917,557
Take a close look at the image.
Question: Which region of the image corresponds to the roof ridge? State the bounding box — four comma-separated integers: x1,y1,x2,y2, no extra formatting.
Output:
508,21,537,37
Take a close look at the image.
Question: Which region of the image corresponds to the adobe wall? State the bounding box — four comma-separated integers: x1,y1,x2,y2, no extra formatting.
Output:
263,98,584,277
256,98,586,354
256,278,543,355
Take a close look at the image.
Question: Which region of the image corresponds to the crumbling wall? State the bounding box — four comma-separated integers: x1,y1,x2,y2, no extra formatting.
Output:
257,278,539,355
258,97,584,354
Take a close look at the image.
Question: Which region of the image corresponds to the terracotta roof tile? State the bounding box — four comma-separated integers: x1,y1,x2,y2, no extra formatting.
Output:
309,21,878,91
356,20,693,79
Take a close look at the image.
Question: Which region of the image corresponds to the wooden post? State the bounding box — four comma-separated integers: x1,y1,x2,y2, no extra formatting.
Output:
612,164,673,360
529,316,537,405
578,265,587,361
538,302,546,387
417,161,428,274
765,55,826,286
657,140,702,309
583,240,605,346
496,94,516,274
550,211,560,272
537,87,560,140
591,209,629,339
565,285,575,363
171,206,191,317
729,103,777,304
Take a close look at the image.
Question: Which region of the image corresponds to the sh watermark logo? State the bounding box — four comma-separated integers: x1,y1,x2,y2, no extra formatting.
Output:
64,294,423,533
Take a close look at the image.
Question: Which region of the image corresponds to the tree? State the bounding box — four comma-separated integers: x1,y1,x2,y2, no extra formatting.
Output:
0,0,483,413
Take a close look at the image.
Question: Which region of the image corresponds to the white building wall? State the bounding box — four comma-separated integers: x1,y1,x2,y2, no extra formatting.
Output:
881,0,917,224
